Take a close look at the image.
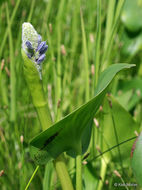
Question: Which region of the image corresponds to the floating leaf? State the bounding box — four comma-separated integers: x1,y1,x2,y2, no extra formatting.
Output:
30,64,135,165
131,132,142,187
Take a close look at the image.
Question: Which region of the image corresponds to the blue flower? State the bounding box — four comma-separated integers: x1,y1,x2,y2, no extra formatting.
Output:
25,38,48,65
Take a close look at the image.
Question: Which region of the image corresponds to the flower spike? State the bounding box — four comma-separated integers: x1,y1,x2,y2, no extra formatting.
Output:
22,22,48,79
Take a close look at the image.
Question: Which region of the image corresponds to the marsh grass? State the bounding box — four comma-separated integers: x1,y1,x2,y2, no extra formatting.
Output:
0,0,142,190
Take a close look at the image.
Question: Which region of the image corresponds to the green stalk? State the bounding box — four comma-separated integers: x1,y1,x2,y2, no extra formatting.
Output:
25,166,39,190
35,102,74,190
114,0,125,23
104,0,116,51
97,158,108,190
54,0,73,190
101,0,125,70
6,3,16,122
55,0,65,120
76,141,82,190
43,163,54,190
68,0,80,105
22,52,74,190
78,11,88,190
0,75,9,106
41,0,52,35
27,0,35,22
0,0,20,58
120,177,129,190
36,106,52,131
53,2,74,188
54,155,74,190
36,106,74,189
56,23,62,120
80,10,90,101
94,0,101,88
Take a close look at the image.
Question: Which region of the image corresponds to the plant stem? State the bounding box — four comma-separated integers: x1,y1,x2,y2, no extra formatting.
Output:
97,158,108,190
54,155,74,190
52,2,74,188
120,177,129,190
101,0,125,70
36,104,74,190
6,3,16,122
22,59,74,190
76,142,82,190
68,0,80,85
36,103,74,190
25,102,74,190
27,0,35,22
94,0,101,88
25,166,39,190
80,9,90,101
104,0,115,52
55,0,65,120
36,105,52,131
0,0,20,58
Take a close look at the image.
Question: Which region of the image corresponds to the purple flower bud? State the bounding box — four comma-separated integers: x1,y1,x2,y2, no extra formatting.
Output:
39,45,48,54
37,54,46,64
36,41,46,52
25,41,33,50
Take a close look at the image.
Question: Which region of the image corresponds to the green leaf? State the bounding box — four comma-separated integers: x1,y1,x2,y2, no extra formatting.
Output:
83,163,98,190
98,95,139,163
116,77,142,110
30,64,135,165
121,0,142,32
116,90,134,111
131,132,142,187
121,31,142,56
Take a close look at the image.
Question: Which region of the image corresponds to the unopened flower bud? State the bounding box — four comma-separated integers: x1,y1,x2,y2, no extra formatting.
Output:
22,22,48,79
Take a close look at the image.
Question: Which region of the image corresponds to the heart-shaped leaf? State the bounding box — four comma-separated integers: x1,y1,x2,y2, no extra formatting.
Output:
30,64,135,165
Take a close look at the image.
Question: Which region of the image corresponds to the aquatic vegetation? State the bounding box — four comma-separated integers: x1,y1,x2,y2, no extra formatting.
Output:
0,0,142,189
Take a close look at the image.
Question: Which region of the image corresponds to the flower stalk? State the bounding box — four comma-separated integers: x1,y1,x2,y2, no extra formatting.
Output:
76,141,82,190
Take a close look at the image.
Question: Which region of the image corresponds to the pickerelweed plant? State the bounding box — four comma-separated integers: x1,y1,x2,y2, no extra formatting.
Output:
21,22,74,190
21,22,136,190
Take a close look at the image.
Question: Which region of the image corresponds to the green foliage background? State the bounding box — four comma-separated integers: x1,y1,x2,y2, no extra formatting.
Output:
0,0,142,189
